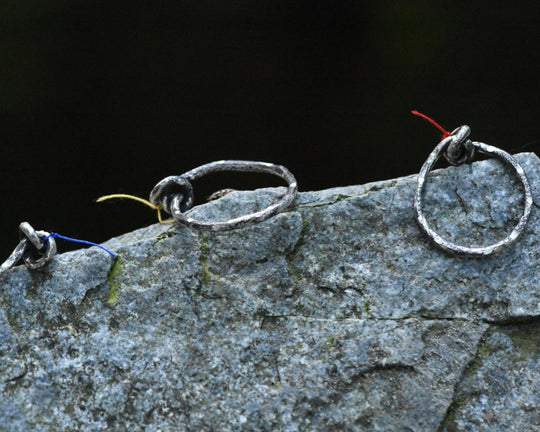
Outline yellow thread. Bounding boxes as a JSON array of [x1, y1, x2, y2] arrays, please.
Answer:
[[97, 194, 158, 209], [97, 194, 176, 224]]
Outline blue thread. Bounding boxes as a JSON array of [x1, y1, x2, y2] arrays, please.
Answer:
[[44, 233, 117, 257]]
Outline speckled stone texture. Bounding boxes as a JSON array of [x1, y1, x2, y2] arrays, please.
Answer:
[[0, 153, 538, 432]]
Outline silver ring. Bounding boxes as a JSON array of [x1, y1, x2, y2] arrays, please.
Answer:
[[150, 160, 298, 231], [23, 229, 57, 270], [414, 127, 533, 256], [0, 222, 57, 275], [19, 221, 45, 250]]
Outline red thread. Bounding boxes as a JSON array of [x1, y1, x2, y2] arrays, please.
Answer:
[[411, 110, 450, 139]]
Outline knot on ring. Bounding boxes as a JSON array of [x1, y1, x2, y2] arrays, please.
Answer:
[[444, 125, 476, 166], [18, 222, 57, 270], [149, 176, 194, 215]]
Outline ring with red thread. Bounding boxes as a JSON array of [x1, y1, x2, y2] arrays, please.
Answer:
[[412, 110, 476, 165]]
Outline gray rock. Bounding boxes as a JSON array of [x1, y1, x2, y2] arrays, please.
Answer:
[[441, 321, 540, 432], [0, 153, 538, 432]]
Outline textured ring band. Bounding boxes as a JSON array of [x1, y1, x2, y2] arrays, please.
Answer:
[[414, 136, 533, 256], [158, 160, 298, 231], [19, 222, 57, 269], [0, 222, 57, 275]]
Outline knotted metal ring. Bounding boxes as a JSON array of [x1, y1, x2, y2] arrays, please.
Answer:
[[149, 160, 298, 231], [0, 222, 57, 275], [414, 126, 533, 256]]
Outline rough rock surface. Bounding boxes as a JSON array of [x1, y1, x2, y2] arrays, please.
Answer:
[[0, 153, 538, 432]]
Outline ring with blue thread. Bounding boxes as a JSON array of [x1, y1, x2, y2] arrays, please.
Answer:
[[0, 222, 116, 276]]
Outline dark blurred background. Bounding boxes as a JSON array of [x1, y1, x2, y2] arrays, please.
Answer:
[[1, 0, 539, 257]]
